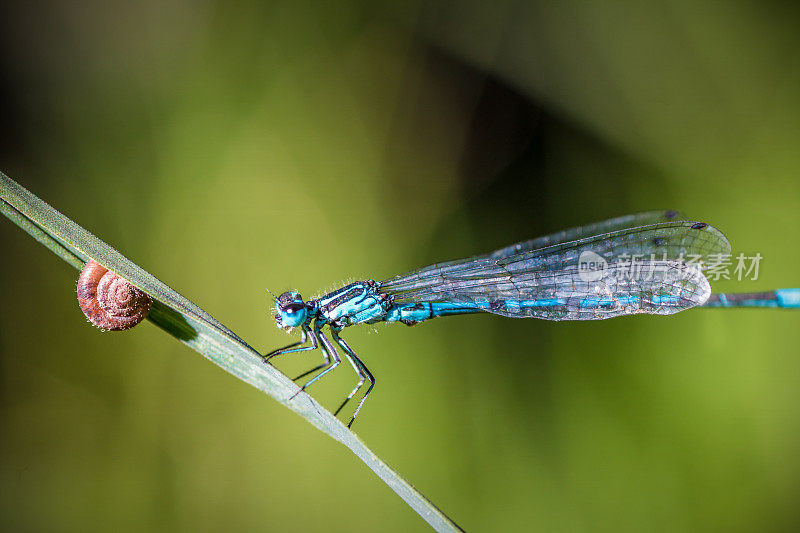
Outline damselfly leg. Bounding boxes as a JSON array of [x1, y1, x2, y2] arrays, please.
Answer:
[[332, 330, 375, 428], [289, 321, 341, 400], [262, 322, 336, 382], [262, 325, 318, 362], [290, 322, 331, 381]]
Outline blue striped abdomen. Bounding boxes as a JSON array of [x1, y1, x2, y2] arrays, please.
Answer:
[[384, 295, 689, 325], [703, 288, 800, 308], [384, 302, 482, 325]]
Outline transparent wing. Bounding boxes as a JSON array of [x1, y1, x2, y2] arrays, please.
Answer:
[[429, 260, 710, 321], [380, 220, 729, 321], [488, 209, 684, 258], [396, 210, 685, 278]]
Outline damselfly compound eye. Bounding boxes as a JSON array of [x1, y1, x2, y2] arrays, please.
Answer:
[[277, 291, 302, 306], [283, 303, 305, 314]]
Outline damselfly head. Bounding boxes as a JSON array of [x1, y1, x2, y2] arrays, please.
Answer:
[[274, 290, 308, 329]]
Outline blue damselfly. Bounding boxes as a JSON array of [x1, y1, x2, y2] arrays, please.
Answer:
[[264, 210, 800, 427]]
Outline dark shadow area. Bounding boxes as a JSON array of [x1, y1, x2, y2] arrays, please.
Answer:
[[380, 44, 678, 441], [148, 302, 199, 342]]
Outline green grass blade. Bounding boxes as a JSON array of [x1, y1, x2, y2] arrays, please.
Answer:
[[0, 171, 462, 533]]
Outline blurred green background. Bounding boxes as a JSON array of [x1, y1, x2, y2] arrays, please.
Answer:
[[2, 1, 800, 531]]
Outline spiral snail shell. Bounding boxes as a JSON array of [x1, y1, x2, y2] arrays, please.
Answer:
[[77, 260, 152, 331]]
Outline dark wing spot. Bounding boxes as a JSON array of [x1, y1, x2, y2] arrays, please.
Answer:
[[691, 222, 708, 230]]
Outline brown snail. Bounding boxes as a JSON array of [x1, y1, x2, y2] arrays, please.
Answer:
[[77, 260, 152, 331]]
